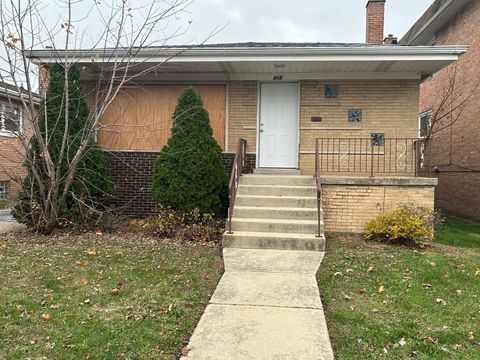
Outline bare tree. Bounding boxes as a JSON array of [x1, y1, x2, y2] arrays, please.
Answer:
[[0, 0, 201, 233], [418, 63, 480, 171]]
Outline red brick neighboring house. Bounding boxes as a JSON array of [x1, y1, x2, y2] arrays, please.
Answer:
[[401, 0, 480, 221], [0, 82, 39, 200]]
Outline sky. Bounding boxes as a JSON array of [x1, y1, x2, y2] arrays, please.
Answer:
[[23, 0, 434, 47], [1, 0, 435, 87], [168, 0, 434, 44]]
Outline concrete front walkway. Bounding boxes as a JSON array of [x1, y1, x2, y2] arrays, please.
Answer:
[[0, 209, 24, 234], [182, 248, 334, 360]]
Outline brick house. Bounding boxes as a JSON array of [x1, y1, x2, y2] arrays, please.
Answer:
[[28, 0, 467, 233], [0, 82, 39, 200], [401, 0, 480, 221]]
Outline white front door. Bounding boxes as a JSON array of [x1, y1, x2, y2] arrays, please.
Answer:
[[259, 83, 299, 168]]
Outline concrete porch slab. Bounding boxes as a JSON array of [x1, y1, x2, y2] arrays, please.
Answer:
[[210, 271, 322, 309], [223, 248, 324, 274], [181, 304, 334, 360]]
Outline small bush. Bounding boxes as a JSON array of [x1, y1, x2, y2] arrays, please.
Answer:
[[365, 204, 435, 248], [151, 87, 228, 216], [128, 207, 224, 243]]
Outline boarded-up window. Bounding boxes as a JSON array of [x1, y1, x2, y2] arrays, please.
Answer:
[[98, 84, 226, 151]]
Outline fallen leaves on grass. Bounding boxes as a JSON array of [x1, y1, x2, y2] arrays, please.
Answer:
[[111, 282, 124, 295], [41, 313, 52, 321], [475, 268, 480, 276], [76, 260, 87, 267], [0, 242, 7, 249], [378, 285, 385, 293], [419, 335, 438, 344], [181, 346, 190, 356], [85, 249, 97, 256], [468, 332, 475, 340], [436, 298, 447, 305]]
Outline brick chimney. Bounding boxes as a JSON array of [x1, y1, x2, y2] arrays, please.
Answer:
[[366, 0, 386, 44]]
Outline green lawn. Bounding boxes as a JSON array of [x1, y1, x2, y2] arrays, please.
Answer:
[[435, 215, 480, 250], [318, 233, 480, 359], [0, 234, 223, 359], [0, 199, 14, 210]]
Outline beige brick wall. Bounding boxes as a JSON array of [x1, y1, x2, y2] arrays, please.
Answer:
[[227, 81, 257, 153], [322, 184, 435, 233], [299, 80, 420, 175]]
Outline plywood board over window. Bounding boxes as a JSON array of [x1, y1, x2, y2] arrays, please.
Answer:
[[98, 84, 226, 151]]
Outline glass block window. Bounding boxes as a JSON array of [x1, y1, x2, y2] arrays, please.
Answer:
[[0, 102, 21, 135], [0, 181, 8, 200], [325, 85, 339, 99], [371, 133, 385, 146], [348, 109, 362, 123]]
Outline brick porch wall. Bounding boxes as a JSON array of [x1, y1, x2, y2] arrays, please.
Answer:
[[104, 151, 256, 217], [321, 177, 437, 233]]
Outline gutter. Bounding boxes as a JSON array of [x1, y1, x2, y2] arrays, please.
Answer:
[[27, 45, 469, 63], [0, 87, 41, 105]]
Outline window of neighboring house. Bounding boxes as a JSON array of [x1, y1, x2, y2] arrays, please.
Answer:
[[419, 109, 433, 138], [0, 181, 8, 200], [0, 102, 22, 136]]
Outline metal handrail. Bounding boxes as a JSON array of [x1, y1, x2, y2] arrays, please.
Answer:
[[227, 138, 247, 234], [315, 138, 322, 237]]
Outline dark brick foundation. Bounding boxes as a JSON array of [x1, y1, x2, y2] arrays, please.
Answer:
[[104, 151, 256, 217], [222, 153, 256, 175]]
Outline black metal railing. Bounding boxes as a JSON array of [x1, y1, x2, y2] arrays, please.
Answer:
[[315, 139, 322, 237], [227, 138, 247, 234], [315, 137, 421, 177]]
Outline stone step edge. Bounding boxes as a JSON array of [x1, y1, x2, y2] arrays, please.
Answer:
[[240, 184, 316, 189], [242, 174, 314, 178], [234, 206, 319, 212], [223, 231, 325, 239], [231, 218, 322, 225], [236, 194, 317, 200]]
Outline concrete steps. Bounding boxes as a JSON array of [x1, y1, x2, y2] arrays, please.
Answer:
[[223, 231, 325, 251], [231, 218, 322, 234], [222, 172, 325, 251], [233, 206, 319, 220], [236, 195, 317, 208], [239, 184, 317, 197], [241, 174, 314, 186]]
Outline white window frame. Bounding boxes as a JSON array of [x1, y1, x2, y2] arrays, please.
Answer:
[[0, 181, 8, 200], [0, 101, 23, 137], [418, 109, 433, 139]]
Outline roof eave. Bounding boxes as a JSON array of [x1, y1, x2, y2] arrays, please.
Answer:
[[28, 45, 469, 63], [400, 0, 472, 45]]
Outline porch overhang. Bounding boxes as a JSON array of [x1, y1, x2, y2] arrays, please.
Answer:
[[29, 43, 468, 81]]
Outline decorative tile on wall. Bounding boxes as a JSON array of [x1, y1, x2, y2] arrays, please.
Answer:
[[348, 109, 362, 123]]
